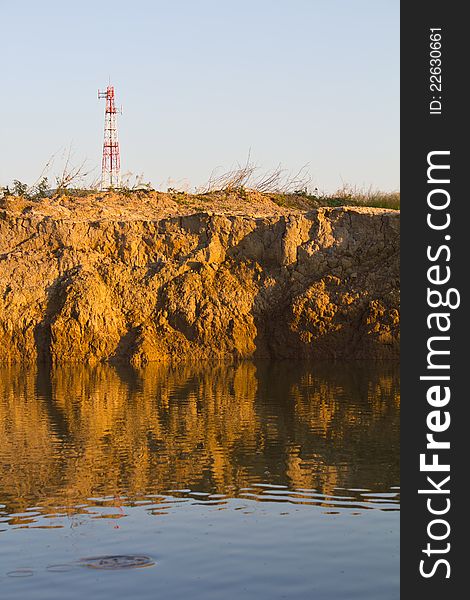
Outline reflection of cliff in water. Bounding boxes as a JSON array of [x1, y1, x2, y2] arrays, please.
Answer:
[[0, 361, 399, 514]]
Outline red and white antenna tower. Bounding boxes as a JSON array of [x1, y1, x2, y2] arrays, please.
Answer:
[[98, 84, 121, 189]]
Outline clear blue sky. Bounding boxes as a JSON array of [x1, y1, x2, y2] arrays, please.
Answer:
[[1, 0, 399, 192]]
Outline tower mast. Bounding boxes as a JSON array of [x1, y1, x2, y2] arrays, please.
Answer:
[[98, 84, 121, 189]]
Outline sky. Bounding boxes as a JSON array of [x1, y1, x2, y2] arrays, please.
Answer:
[[1, 0, 399, 193]]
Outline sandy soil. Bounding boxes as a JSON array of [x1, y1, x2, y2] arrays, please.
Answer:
[[0, 189, 318, 222]]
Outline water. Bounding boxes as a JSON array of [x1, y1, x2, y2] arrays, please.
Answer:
[[0, 361, 399, 599]]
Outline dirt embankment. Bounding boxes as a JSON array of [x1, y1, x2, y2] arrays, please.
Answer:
[[0, 192, 399, 364]]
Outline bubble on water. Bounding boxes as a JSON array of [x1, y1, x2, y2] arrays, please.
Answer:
[[7, 569, 34, 578], [79, 555, 155, 570]]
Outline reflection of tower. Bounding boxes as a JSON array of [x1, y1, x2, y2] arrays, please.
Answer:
[[98, 85, 121, 189]]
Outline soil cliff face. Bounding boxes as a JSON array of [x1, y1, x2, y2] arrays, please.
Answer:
[[0, 202, 399, 364]]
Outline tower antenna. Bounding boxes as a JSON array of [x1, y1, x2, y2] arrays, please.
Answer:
[[98, 84, 121, 189]]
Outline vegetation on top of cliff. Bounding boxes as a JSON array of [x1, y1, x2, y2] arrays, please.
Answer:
[[1, 153, 399, 212], [0, 186, 399, 220], [266, 186, 400, 211]]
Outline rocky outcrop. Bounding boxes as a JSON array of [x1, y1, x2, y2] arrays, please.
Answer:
[[0, 205, 399, 364]]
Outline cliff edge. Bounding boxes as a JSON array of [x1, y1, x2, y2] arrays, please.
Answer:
[[0, 194, 399, 364]]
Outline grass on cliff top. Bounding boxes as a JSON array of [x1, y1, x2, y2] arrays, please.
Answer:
[[2, 162, 399, 211], [1, 184, 400, 214], [268, 185, 400, 211], [162, 183, 399, 210], [191, 185, 400, 211]]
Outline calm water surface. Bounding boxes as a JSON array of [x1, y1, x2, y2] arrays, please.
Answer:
[[0, 361, 399, 599]]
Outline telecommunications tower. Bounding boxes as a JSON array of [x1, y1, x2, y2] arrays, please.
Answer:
[[98, 84, 121, 189]]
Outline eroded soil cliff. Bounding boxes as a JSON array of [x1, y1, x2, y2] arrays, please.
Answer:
[[0, 193, 399, 364]]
